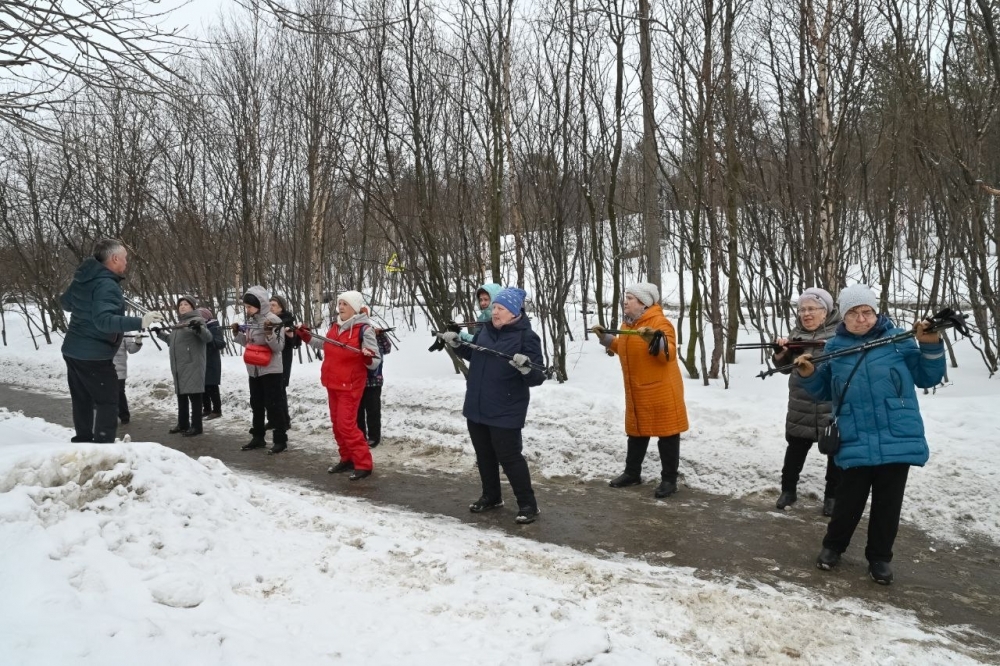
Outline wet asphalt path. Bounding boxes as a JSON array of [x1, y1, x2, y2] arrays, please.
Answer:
[[1, 382, 997, 659]]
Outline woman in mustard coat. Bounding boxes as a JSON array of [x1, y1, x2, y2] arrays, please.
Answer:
[[592, 282, 689, 498]]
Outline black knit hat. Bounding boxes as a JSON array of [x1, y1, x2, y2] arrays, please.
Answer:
[[243, 293, 261, 309]]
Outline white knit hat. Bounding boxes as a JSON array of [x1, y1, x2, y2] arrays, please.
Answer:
[[337, 290, 365, 314], [838, 284, 878, 314], [625, 282, 659, 307]]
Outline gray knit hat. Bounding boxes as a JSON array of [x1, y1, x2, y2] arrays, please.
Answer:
[[798, 287, 833, 313], [838, 284, 878, 314], [625, 282, 659, 307]]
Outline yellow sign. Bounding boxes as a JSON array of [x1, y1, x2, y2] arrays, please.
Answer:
[[386, 253, 404, 273]]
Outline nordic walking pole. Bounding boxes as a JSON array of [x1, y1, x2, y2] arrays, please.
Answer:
[[758, 308, 970, 380]]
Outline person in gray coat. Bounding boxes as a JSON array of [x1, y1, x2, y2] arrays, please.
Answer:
[[771, 287, 843, 515], [156, 295, 212, 436], [113, 333, 143, 424], [232, 286, 288, 454]]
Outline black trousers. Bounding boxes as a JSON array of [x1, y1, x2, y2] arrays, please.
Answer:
[[781, 435, 841, 499], [202, 385, 221, 414], [118, 379, 130, 421], [65, 356, 119, 443], [624, 434, 681, 481], [356, 386, 383, 443], [176, 393, 204, 431], [822, 463, 910, 563], [467, 419, 536, 511], [249, 373, 288, 445]]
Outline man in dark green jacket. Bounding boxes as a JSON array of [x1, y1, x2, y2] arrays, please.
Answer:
[[61, 239, 164, 443]]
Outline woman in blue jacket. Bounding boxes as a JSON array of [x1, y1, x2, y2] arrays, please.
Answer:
[[436, 287, 547, 524], [795, 285, 945, 585]]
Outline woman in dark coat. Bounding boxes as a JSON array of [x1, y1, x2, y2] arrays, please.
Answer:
[[269, 295, 300, 428], [435, 287, 547, 524], [198, 307, 227, 419], [157, 296, 212, 436], [771, 287, 842, 515]]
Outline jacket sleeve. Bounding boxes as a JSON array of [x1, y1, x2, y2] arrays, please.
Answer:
[[92, 281, 143, 334], [361, 326, 381, 371], [156, 328, 171, 345], [264, 323, 284, 352], [520, 329, 547, 387], [209, 323, 227, 350], [799, 360, 832, 402], [197, 324, 213, 344], [903, 337, 946, 389], [454, 334, 473, 361]]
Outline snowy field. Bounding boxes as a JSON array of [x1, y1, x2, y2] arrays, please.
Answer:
[[0, 412, 989, 665], [1, 304, 998, 549]]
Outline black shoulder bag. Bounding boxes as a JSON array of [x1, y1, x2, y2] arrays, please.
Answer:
[[817, 350, 868, 456]]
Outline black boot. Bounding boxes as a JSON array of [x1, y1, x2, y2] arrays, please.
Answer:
[[241, 436, 266, 451], [182, 428, 202, 437], [654, 479, 677, 498], [816, 548, 841, 571], [349, 469, 372, 481], [776, 490, 797, 510], [328, 460, 354, 474], [868, 561, 893, 585], [267, 443, 287, 455], [609, 472, 642, 488], [469, 496, 504, 513], [169, 424, 187, 434]]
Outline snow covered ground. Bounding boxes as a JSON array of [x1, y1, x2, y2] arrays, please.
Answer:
[[0, 412, 987, 665], [1, 304, 998, 548]]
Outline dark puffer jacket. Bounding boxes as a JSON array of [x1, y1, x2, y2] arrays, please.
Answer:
[[60, 257, 143, 360], [773, 309, 842, 440], [457, 315, 546, 429]]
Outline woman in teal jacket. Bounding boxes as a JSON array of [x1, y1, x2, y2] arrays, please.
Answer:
[[795, 285, 945, 585]]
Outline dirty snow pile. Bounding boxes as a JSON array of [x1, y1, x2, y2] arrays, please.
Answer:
[[0, 412, 982, 665]]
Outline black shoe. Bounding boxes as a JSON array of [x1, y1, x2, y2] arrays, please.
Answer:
[[515, 506, 540, 524], [469, 496, 504, 513], [267, 443, 287, 455], [120, 417, 130, 425], [181, 428, 202, 437], [816, 548, 841, 571], [327, 460, 354, 474], [70, 435, 93, 443], [349, 469, 372, 481], [368, 439, 380, 449], [654, 479, 677, 498], [204, 412, 222, 421], [776, 490, 797, 510], [169, 425, 187, 434], [868, 561, 893, 585], [822, 497, 836, 517], [609, 473, 642, 488], [241, 437, 267, 451]]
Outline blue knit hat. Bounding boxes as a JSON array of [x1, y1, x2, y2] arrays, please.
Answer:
[[492, 287, 526, 315]]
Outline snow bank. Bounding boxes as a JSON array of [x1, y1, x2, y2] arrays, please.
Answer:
[[0, 413, 984, 665]]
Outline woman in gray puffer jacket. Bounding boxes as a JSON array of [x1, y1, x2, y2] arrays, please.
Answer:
[[157, 295, 212, 436], [772, 287, 842, 516], [232, 286, 287, 454]]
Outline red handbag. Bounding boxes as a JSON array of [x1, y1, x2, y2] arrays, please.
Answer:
[[243, 343, 272, 367]]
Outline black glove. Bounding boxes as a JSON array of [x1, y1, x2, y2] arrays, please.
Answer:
[[231, 322, 241, 335], [189, 320, 203, 331]]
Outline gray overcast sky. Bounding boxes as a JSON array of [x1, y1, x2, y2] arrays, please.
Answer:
[[157, 0, 231, 37]]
